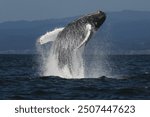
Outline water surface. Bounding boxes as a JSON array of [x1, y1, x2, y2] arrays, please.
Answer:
[[0, 54, 150, 99]]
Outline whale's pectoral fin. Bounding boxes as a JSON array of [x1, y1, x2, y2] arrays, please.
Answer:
[[77, 24, 92, 49], [37, 27, 64, 45]]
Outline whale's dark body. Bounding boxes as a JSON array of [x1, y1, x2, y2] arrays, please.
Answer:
[[39, 11, 106, 77]]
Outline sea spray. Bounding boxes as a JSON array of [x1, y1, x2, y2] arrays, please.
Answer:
[[84, 22, 112, 78]]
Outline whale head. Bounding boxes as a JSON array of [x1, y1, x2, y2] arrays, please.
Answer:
[[84, 10, 106, 31]]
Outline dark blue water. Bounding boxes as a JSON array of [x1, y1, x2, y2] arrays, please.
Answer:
[[0, 54, 150, 99]]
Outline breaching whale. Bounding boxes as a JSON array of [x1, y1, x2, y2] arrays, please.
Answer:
[[38, 11, 106, 78]]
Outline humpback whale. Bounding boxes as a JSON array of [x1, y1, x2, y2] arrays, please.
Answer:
[[38, 11, 106, 78]]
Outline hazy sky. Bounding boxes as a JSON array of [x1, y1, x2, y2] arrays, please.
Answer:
[[0, 0, 150, 22]]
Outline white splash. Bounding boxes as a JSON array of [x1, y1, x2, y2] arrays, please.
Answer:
[[44, 46, 85, 78]]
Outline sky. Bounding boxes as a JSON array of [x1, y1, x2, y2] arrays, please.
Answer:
[[0, 0, 150, 22]]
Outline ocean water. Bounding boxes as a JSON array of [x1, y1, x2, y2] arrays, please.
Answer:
[[0, 54, 150, 99]]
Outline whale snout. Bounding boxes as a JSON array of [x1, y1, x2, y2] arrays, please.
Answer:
[[99, 11, 106, 20], [93, 11, 106, 30], [97, 10, 105, 16]]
